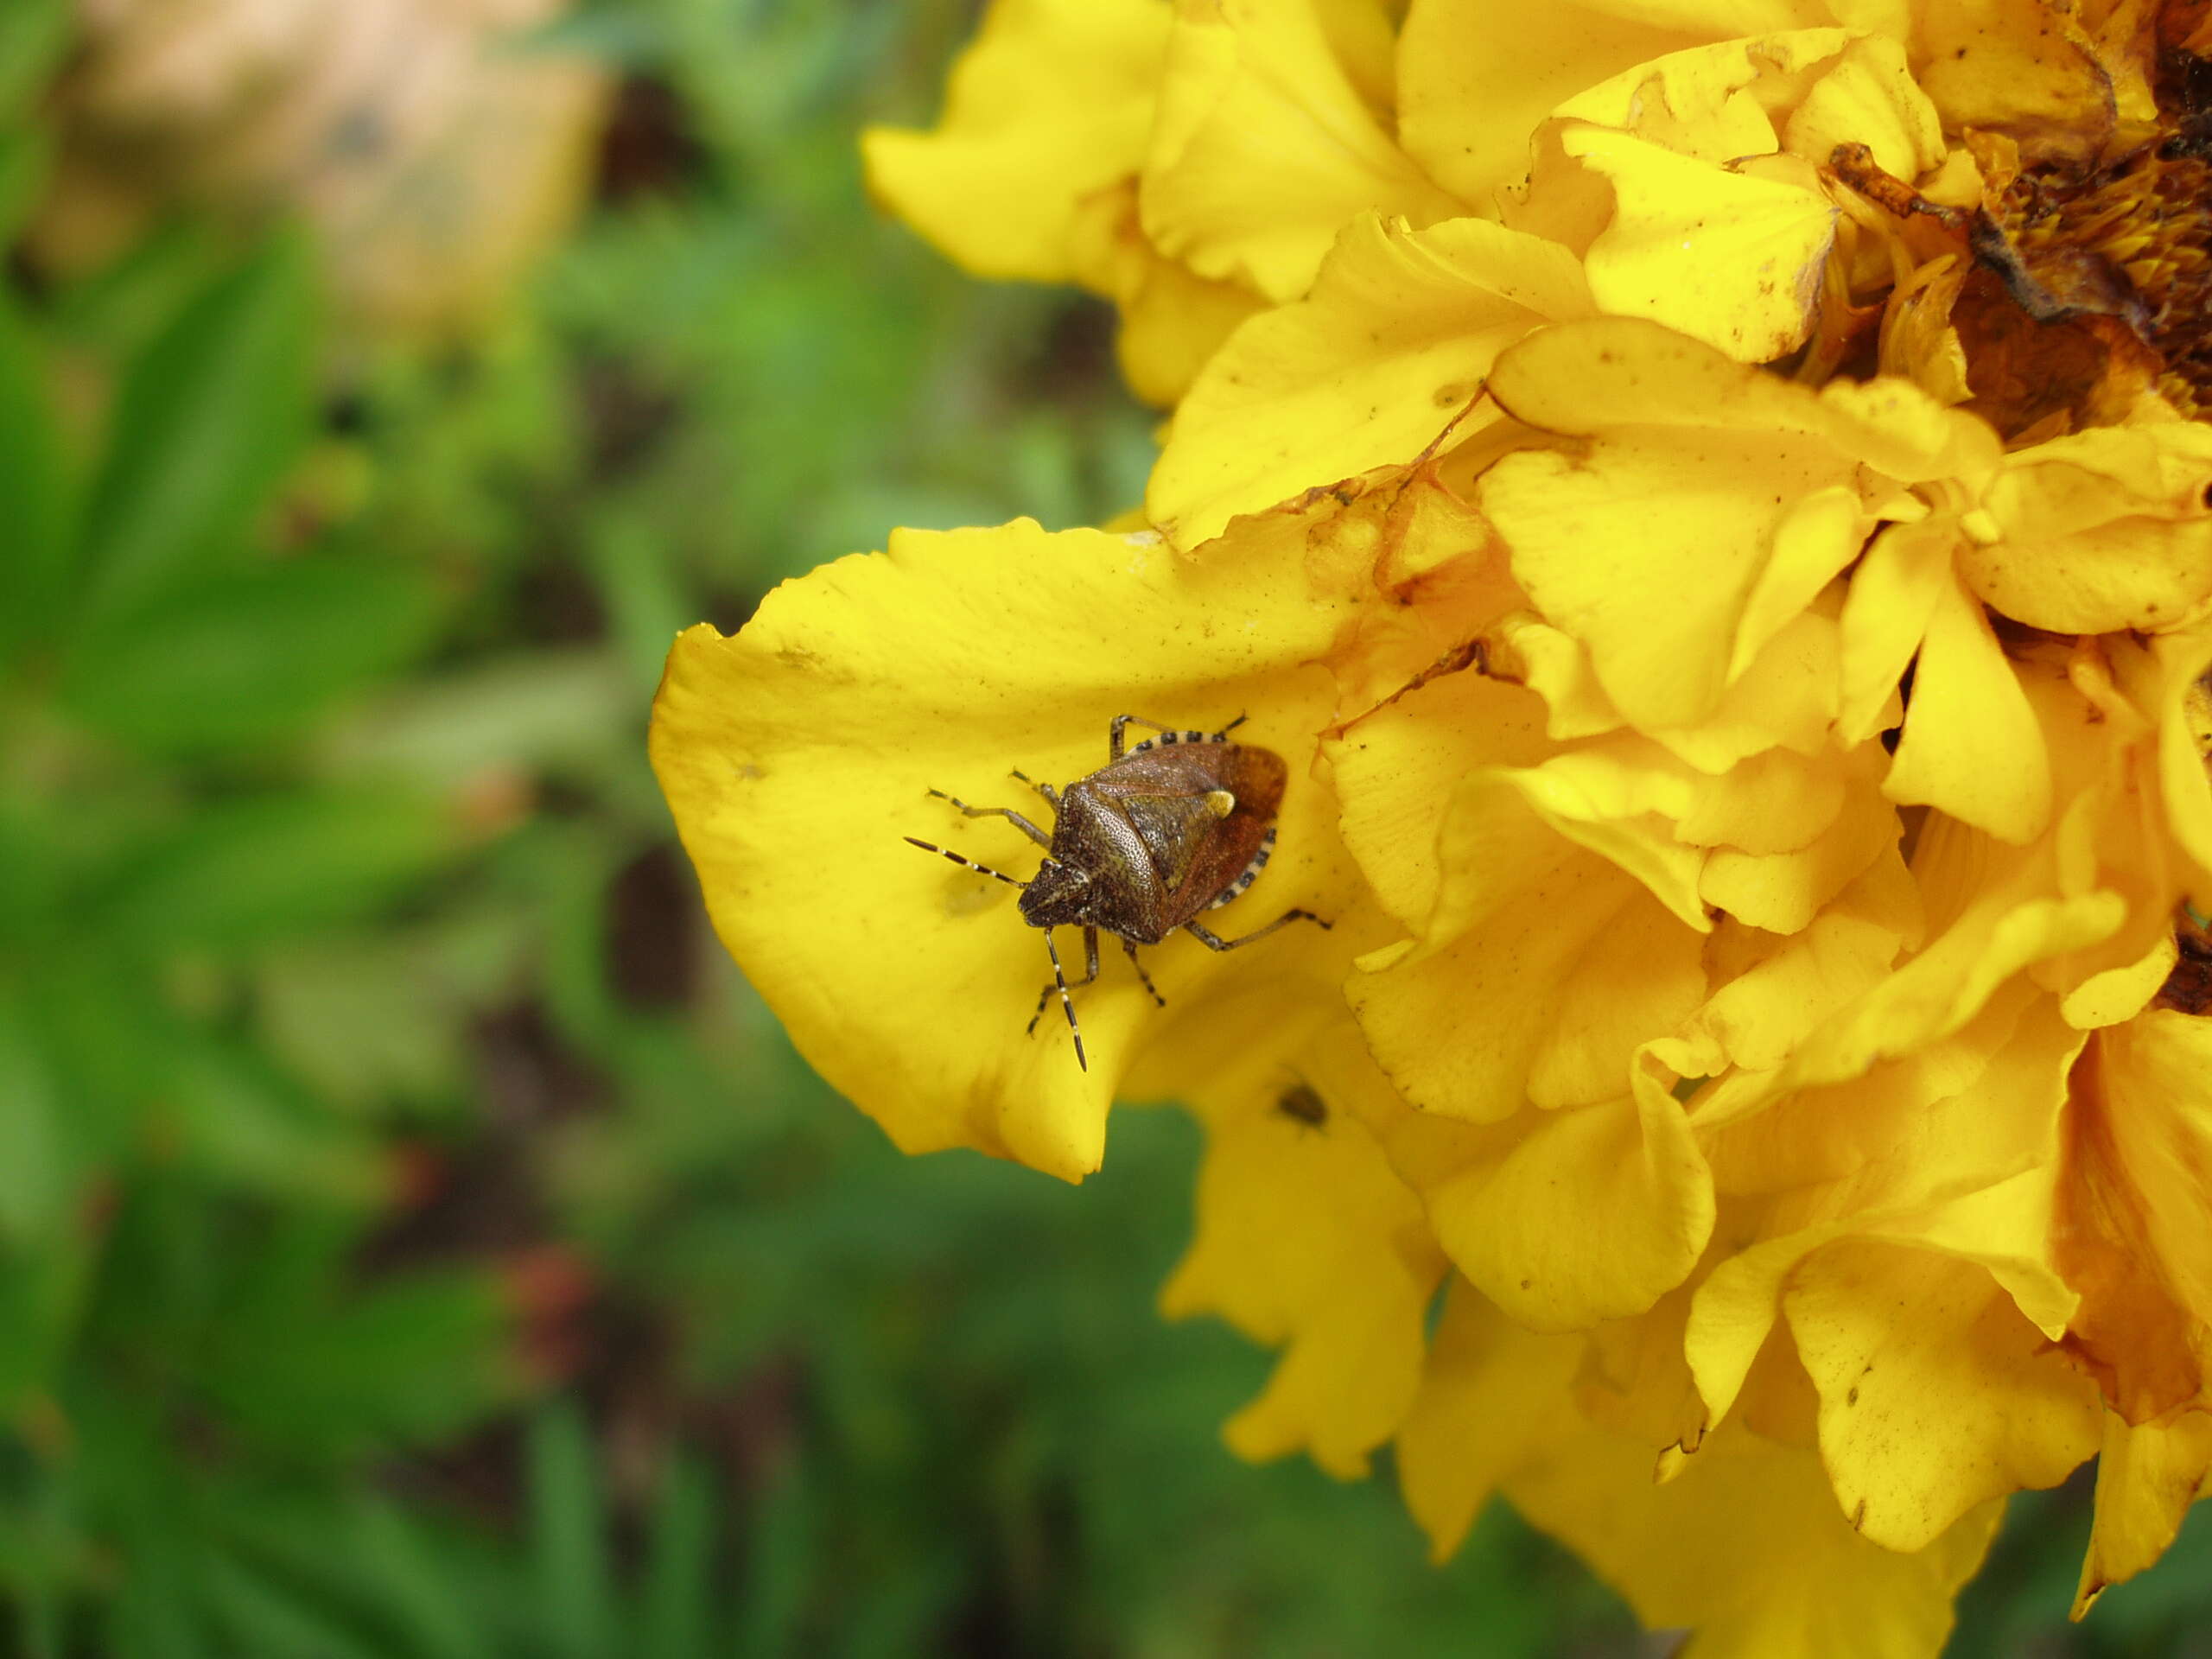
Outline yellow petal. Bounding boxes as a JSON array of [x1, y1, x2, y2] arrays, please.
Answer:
[[861, 0, 1171, 283], [2074, 1408, 2212, 1618], [649, 520, 1358, 1182], [1837, 517, 1952, 745], [1395, 1280, 1584, 1561], [1884, 569, 2052, 843], [1480, 320, 1870, 729], [1555, 122, 1839, 359], [1066, 179, 1265, 405], [1699, 761, 1900, 934], [1160, 1015, 1447, 1477], [1395, 0, 1724, 212], [1327, 662, 1555, 931], [1687, 1001, 2086, 1433], [1968, 424, 2212, 635], [1912, 0, 2136, 163], [1785, 1241, 2101, 1551], [1780, 35, 1946, 182], [1766, 815, 2119, 1092], [1141, 0, 1463, 302], [2056, 1014, 2212, 1421], [1504, 1421, 2001, 1659], [1426, 1058, 1715, 1330], [1350, 766, 1707, 1122], [1149, 214, 1591, 549]]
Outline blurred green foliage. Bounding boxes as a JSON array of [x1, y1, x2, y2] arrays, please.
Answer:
[[0, 0, 2207, 1654]]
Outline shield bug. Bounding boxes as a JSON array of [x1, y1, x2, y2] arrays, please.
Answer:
[[906, 714, 1329, 1070]]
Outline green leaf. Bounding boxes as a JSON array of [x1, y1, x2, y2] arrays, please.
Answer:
[[0, 0, 68, 123], [164, 1030, 390, 1206], [76, 234, 319, 620], [640, 1455, 718, 1659], [58, 556, 442, 753], [0, 124, 53, 246], [202, 1554, 391, 1659], [205, 1261, 517, 1456], [0, 288, 76, 664], [345, 1499, 496, 1659], [91, 789, 454, 953], [0, 994, 69, 1243], [527, 1404, 615, 1659]]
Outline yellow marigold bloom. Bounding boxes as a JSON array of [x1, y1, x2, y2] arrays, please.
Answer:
[[662, 0, 2212, 1650]]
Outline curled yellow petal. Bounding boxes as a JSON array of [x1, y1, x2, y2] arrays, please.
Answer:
[[862, 0, 1170, 283], [1143, 0, 1461, 301], [1160, 1014, 1446, 1477], [1785, 1240, 2101, 1551], [1150, 213, 1590, 549], [650, 519, 1358, 1181]]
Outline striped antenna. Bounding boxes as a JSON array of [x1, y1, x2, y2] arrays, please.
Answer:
[[1040, 927, 1086, 1071], [903, 837, 1027, 887]]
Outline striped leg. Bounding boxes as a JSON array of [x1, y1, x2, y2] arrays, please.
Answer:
[[1122, 938, 1165, 1007], [1008, 768, 1060, 810], [903, 837, 1025, 887], [1183, 909, 1331, 950], [1110, 711, 1249, 760], [925, 789, 1052, 849]]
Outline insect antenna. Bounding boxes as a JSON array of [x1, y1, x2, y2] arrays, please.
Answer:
[[903, 837, 1026, 887], [1039, 927, 1087, 1071]]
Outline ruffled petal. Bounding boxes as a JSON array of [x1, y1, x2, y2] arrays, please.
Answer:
[[1423, 1057, 1715, 1330], [862, 0, 1171, 283], [1395, 1280, 1585, 1560], [1883, 569, 2051, 842], [1142, 0, 1462, 301], [1785, 1240, 2101, 1549], [1159, 1013, 1447, 1476], [1066, 179, 1265, 405], [1967, 424, 2212, 635], [650, 520, 1362, 1180], [1150, 214, 1591, 549], [1349, 764, 1707, 1122], [1504, 1422, 2002, 1659], [2074, 1408, 2212, 1618]]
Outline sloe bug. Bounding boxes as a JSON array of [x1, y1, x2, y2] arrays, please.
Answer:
[[906, 714, 1329, 1071]]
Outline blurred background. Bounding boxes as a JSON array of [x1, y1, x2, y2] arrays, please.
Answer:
[[0, 2, 2205, 1653]]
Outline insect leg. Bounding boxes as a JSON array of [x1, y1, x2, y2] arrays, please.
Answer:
[[903, 837, 1026, 886], [1183, 909, 1332, 950], [1040, 927, 1087, 1071], [1007, 768, 1060, 810], [1109, 714, 1185, 760], [1122, 938, 1166, 1007], [925, 789, 1052, 849], [1027, 926, 1101, 1033]]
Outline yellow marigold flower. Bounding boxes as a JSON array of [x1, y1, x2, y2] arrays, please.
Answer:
[[662, 0, 2212, 1649], [650, 515, 1383, 1180]]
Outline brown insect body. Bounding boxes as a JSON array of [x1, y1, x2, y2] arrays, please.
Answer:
[[1019, 740, 1286, 944], [906, 715, 1327, 1071]]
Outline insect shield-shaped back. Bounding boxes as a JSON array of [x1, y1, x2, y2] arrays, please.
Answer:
[[1032, 739, 1287, 944], [907, 715, 1327, 1073]]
